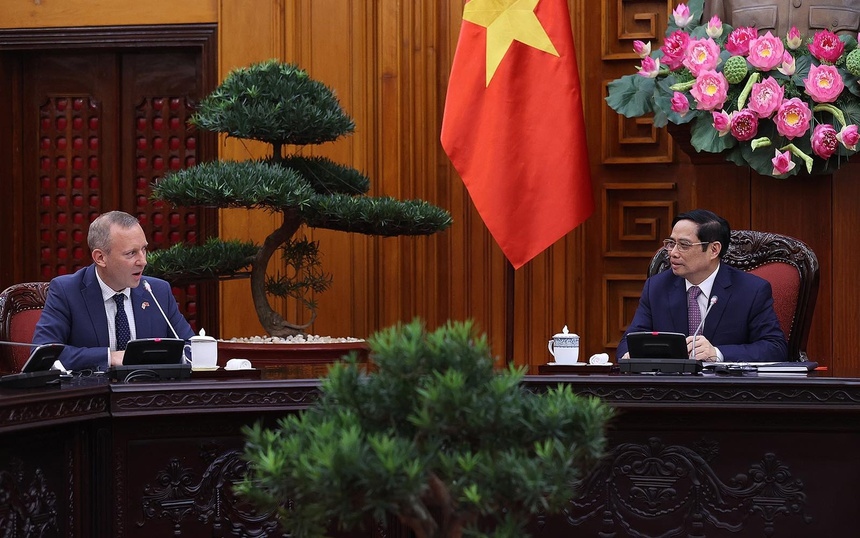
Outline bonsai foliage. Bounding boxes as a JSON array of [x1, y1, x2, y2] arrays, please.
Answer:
[[237, 319, 614, 538], [148, 60, 452, 335]]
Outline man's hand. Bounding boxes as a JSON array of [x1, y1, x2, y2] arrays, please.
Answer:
[[686, 335, 718, 361], [109, 350, 125, 366]]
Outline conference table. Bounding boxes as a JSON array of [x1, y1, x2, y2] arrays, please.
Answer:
[[2, 371, 859, 537]]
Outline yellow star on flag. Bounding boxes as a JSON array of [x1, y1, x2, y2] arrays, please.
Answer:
[[463, 0, 560, 86]]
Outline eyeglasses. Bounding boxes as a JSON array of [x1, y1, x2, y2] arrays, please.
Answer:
[[662, 239, 710, 252]]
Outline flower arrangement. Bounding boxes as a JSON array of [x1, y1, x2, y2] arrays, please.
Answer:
[[606, 0, 860, 178]]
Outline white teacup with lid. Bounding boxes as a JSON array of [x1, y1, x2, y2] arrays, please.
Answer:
[[188, 328, 218, 369], [548, 325, 581, 365]]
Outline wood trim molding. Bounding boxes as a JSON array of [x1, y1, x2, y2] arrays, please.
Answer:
[[0, 24, 217, 49]]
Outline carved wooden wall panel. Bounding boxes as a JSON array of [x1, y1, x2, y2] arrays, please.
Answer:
[[601, 1, 675, 164], [602, 184, 677, 257], [603, 110, 674, 164], [603, 0, 672, 60], [599, 183, 677, 349], [604, 274, 647, 349]]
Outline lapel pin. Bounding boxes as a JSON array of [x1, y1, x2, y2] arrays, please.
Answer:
[[142, 301, 150, 310]]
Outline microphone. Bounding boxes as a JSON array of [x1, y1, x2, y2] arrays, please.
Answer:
[[142, 280, 180, 340], [691, 295, 718, 361], [0, 341, 42, 348]]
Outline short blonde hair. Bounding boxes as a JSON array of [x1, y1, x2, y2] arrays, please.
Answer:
[[87, 211, 139, 253]]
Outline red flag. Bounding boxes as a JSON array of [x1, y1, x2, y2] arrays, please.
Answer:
[[441, 0, 593, 269]]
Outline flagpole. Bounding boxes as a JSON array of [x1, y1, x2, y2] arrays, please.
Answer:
[[505, 259, 515, 366]]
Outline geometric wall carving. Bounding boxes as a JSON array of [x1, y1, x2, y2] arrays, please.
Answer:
[[604, 274, 647, 348], [603, 0, 672, 60], [602, 97, 674, 163], [601, 1, 674, 163], [600, 182, 676, 348], [602, 183, 676, 256]]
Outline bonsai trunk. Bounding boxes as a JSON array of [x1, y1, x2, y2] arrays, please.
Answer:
[[250, 213, 314, 336]]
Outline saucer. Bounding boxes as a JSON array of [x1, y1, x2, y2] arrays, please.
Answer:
[[191, 366, 220, 371]]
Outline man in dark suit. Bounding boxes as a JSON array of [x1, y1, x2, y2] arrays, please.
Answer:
[[32, 211, 194, 371], [616, 209, 787, 363]]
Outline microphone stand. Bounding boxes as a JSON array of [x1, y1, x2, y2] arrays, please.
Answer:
[[691, 295, 718, 361]]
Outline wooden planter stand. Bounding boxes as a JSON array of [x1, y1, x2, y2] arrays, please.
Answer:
[[216, 340, 370, 379]]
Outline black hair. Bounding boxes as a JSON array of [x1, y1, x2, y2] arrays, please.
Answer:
[[672, 209, 731, 258]]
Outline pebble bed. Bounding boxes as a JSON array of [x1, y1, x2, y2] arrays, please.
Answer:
[[223, 335, 365, 344]]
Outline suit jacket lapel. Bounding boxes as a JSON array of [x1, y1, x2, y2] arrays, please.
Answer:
[[668, 276, 687, 334], [81, 265, 110, 348], [131, 286, 153, 338], [703, 264, 732, 340]]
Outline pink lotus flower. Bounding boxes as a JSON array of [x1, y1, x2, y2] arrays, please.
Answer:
[[811, 124, 839, 159], [730, 109, 759, 141], [804, 64, 844, 103], [774, 98, 812, 139], [747, 76, 784, 118], [633, 40, 651, 58], [672, 3, 693, 27], [838, 125, 860, 150], [712, 110, 732, 136], [683, 38, 721, 76], [690, 70, 729, 110], [772, 149, 796, 175], [636, 56, 660, 78], [671, 92, 690, 116], [725, 26, 758, 56], [786, 27, 802, 50], [778, 52, 796, 76], [661, 30, 690, 70], [808, 30, 844, 63], [706, 16, 723, 39], [747, 32, 785, 71]]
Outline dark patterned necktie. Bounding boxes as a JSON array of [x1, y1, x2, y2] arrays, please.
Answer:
[[114, 293, 130, 351], [688, 286, 702, 336]]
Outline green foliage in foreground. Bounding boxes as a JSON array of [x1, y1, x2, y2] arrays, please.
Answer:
[[237, 319, 614, 538]]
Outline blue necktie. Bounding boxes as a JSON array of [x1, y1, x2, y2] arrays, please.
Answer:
[[114, 293, 130, 351]]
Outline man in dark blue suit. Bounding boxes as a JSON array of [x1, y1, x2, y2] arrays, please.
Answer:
[[616, 209, 787, 363], [32, 211, 195, 372]]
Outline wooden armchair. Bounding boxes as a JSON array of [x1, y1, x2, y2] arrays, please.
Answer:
[[648, 231, 819, 361], [0, 282, 50, 373]]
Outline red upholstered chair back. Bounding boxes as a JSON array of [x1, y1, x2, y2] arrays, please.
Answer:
[[0, 282, 50, 373], [747, 262, 799, 342], [648, 231, 819, 361]]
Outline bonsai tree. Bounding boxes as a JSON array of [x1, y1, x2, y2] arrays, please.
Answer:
[[237, 319, 614, 537], [147, 60, 452, 336]]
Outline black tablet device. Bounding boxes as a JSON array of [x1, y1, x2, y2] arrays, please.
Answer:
[[21, 343, 66, 373], [626, 331, 688, 359], [122, 338, 185, 365]]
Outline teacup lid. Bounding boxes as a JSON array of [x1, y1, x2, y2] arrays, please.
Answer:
[[190, 328, 216, 342], [552, 325, 576, 339]]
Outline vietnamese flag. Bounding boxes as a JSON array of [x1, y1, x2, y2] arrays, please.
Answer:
[[441, 0, 593, 269]]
